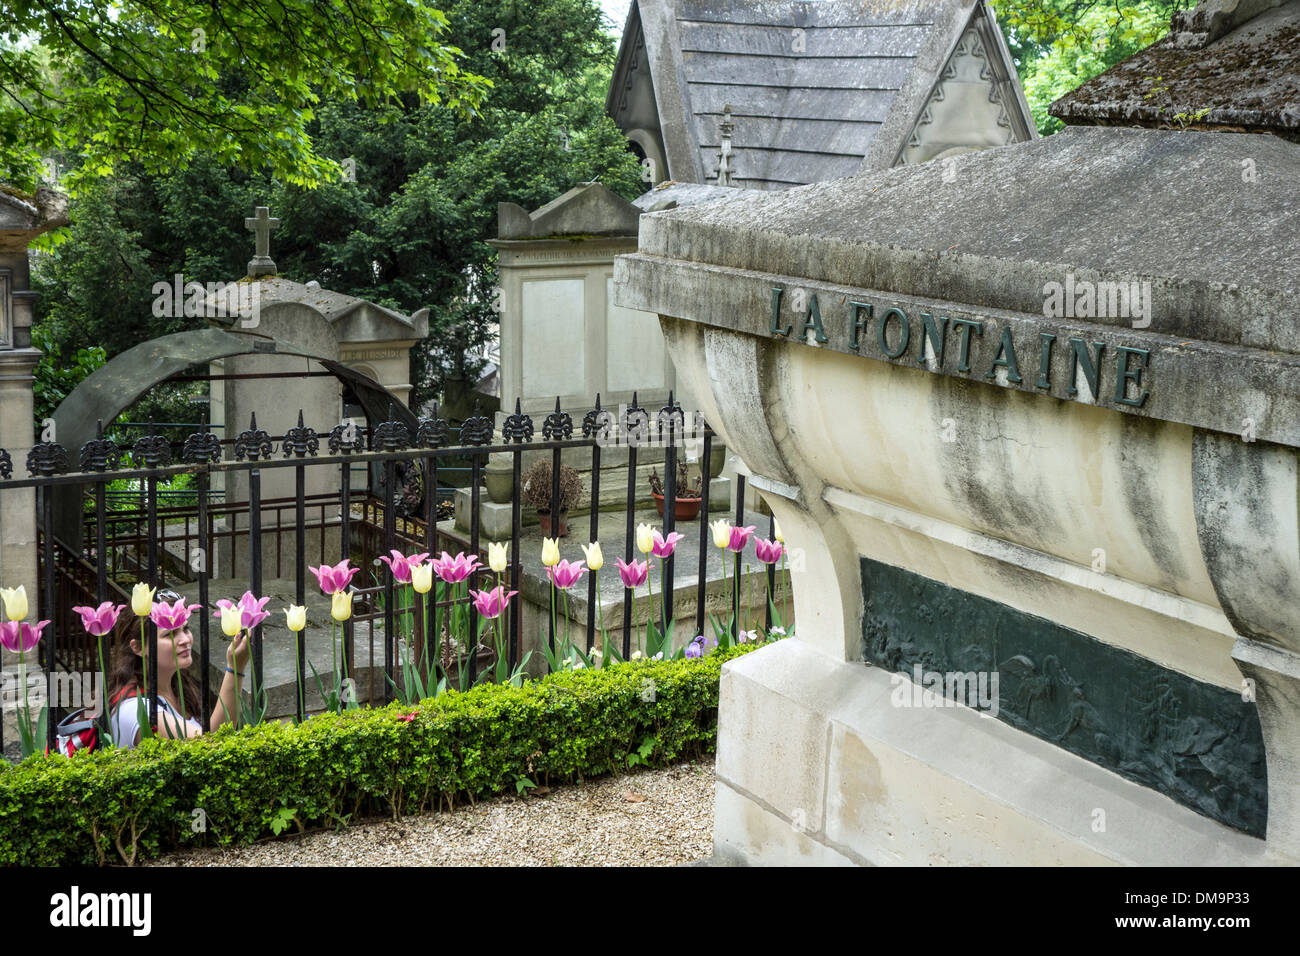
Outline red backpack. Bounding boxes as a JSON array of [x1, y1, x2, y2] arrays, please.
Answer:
[[50, 684, 155, 756]]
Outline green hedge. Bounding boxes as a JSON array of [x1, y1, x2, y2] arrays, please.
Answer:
[[0, 646, 758, 866]]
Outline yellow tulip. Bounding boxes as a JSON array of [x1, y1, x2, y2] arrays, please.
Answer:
[[581, 541, 603, 571], [0, 585, 27, 621], [220, 605, 243, 638], [284, 605, 307, 632], [773, 518, 784, 544], [541, 537, 560, 567], [488, 541, 508, 574], [710, 519, 732, 549], [131, 582, 156, 617], [635, 523, 655, 555], [331, 590, 353, 622], [411, 561, 433, 595]]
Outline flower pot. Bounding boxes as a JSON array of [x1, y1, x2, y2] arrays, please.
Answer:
[[538, 510, 570, 537], [652, 491, 702, 521]]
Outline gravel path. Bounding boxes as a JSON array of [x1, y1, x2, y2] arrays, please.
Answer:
[[152, 760, 716, 866]]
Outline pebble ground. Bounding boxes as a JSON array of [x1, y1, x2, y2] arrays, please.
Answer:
[[152, 760, 715, 866]]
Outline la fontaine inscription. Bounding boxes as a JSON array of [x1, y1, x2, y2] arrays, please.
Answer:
[[770, 287, 1151, 408]]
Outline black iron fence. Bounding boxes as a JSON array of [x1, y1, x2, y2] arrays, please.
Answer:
[[0, 392, 777, 755]]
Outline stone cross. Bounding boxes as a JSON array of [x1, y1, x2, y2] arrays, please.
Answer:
[[716, 105, 736, 187], [245, 205, 280, 278]]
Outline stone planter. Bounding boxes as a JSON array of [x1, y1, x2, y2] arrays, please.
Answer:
[[485, 455, 514, 503], [652, 491, 702, 521], [708, 442, 726, 479]]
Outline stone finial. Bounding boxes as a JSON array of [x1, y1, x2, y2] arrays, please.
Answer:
[[716, 105, 736, 187], [244, 205, 280, 278]]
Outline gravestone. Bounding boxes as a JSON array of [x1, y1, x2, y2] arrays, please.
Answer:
[[615, 125, 1299, 864]]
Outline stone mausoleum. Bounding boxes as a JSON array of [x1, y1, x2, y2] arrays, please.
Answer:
[[608, 0, 1036, 186], [616, 117, 1299, 863]]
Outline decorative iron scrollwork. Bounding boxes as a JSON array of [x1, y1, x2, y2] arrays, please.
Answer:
[[460, 400, 494, 446], [80, 420, 122, 472], [656, 390, 685, 441], [372, 404, 411, 452], [502, 398, 534, 444], [583, 393, 615, 442], [416, 402, 451, 448], [281, 410, 319, 458], [27, 441, 69, 477], [542, 397, 572, 441], [234, 413, 273, 462], [181, 428, 223, 464], [328, 421, 366, 454], [131, 421, 172, 469], [623, 392, 650, 447]]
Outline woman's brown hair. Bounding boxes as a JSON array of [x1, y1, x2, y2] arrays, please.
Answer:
[[106, 611, 204, 720]]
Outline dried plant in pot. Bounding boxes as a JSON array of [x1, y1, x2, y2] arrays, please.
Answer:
[[649, 461, 703, 520], [521, 459, 584, 536]]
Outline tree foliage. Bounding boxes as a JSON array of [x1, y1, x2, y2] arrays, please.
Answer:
[[991, 0, 1192, 134], [0, 0, 490, 191], [31, 0, 642, 416]]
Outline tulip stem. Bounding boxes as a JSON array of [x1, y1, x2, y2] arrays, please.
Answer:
[[646, 569, 655, 655], [562, 587, 572, 662], [16, 643, 27, 752], [167, 630, 188, 732], [295, 631, 305, 722], [781, 552, 790, 633], [548, 582, 558, 672]]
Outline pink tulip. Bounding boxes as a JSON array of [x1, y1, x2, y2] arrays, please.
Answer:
[[213, 591, 270, 630], [727, 524, 758, 553], [547, 559, 587, 591], [309, 559, 360, 595], [651, 530, 686, 558], [468, 586, 519, 620], [71, 601, 126, 637], [432, 551, 481, 584], [150, 597, 202, 633], [0, 620, 47, 653], [378, 549, 430, 584], [616, 557, 651, 589], [754, 537, 784, 564]]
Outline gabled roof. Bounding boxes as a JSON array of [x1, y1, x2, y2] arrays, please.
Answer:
[[205, 276, 429, 343], [606, 0, 1033, 188], [496, 182, 642, 238], [1050, 0, 1300, 139]]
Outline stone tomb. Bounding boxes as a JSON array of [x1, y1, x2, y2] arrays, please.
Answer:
[[615, 126, 1300, 864], [463, 182, 743, 540], [205, 206, 429, 575]]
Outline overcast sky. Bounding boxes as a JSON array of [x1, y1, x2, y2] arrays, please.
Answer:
[[601, 0, 631, 38]]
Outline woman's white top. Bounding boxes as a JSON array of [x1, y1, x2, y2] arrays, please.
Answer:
[[110, 693, 203, 746]]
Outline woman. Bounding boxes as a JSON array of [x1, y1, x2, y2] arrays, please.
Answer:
[[107, 590, 251, 746]]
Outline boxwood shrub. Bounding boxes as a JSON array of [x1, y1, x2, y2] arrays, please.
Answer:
[[0, 645, 758, 866]]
